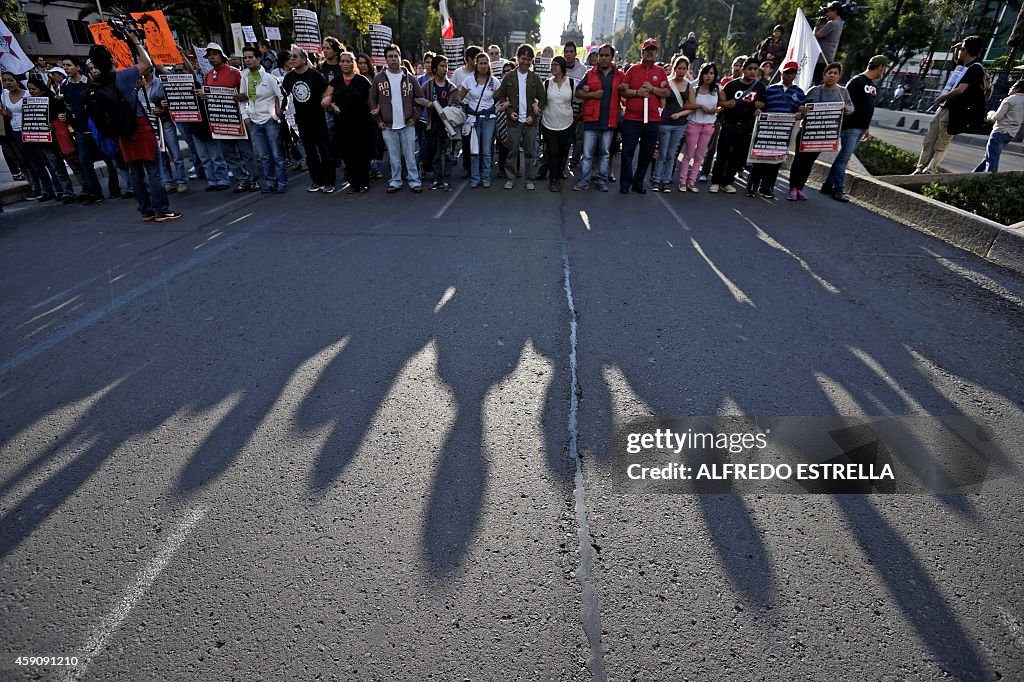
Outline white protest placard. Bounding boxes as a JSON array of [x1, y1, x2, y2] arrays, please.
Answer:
[[441, 37, 465, 73], [230, 22, 245, 57], [242, 25, 257, 43], [369, 24, 393, 67], [293, 9, 322, 53], [265, 26, 281, 41], [193, 45, 213, 75], [799, 101, 844, 152], [21, 97, 52, 143], [534, 56, 551, 79], [747, 112, 798, 163], [204, 86, 247, 139]]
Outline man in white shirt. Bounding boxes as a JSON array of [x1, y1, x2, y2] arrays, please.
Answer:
[[240, 46, 288, 192], [975, 79, 1023, 173]]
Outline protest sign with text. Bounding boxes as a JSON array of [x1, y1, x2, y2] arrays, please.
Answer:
[[799, 101, 844, 153]]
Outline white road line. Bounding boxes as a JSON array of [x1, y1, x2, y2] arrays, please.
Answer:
[[690, 237, 757, 307], [733, 209, 841, 294], [579, 210, 592, 231], [655, 193, 692, 231], [433, 181, 468, 219], [560, 240, 607, 681], [434, 286, 456, 313], [201, 193, 258, 216], [63, 505, 208, 681], [0, 231, 251, 376]]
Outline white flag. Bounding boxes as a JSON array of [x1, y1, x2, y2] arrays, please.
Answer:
[[783, 9, 821, 92], [0, 19, 34, 74]]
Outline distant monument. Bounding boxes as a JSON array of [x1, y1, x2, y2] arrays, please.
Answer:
[[560, 0, 585, 46]]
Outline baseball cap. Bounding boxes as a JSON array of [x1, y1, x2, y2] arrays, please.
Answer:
[[782, 61, 800, 72], [641, 38, 658, 51], [867, 54, 890, 69]]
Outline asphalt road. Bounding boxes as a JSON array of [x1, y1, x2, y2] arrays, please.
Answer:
[[2, 174, 1023, 681]]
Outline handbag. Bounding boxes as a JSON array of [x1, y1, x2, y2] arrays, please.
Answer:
[[52, 119, 76, 156]]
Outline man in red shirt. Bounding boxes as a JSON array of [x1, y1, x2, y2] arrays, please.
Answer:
[[201, 43, 259, 192], [617, 38, 668, 193]]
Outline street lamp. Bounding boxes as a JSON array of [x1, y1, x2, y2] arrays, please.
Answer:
[[713, 0, 735, 57]]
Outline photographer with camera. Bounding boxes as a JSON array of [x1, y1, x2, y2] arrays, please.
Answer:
[[86, 25, 181, 221], [814, 2, 845, 84]]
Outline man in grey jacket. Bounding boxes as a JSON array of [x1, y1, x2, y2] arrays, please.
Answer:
[[495, 44, 547, 190], [369, 44, 425, 192]]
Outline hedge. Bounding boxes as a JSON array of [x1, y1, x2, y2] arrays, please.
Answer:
[[855, 137, 918, 176], [921, 174, 1024, 226]]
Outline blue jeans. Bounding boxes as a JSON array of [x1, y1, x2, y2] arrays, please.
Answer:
[[619, 119, 659, 188], [974, 131, 1012, 173], [382, 125, 421, 188], [74, 132, 103, 197], [653, 123, 686, 184], [216, 138, 257, 185], [191, 134, 227, 186], [825, 128, 865, 193], [249, 121, 288, 190], [158, 119, 188, 186], [129, 159, 170, 215], [468, 116, 496, 184], [578, 128, 612, 186]]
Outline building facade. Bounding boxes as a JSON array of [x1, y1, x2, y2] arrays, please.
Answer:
[[16, 0, 101, 60]]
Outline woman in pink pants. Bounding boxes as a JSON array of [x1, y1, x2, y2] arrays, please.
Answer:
[[679, 63, 722, 192]]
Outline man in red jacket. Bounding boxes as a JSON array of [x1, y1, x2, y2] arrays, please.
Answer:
[[574, 43, 623, 192], [617, 38, 668, 194]]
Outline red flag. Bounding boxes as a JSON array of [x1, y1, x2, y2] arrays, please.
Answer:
[[439, 0, 455, 39]]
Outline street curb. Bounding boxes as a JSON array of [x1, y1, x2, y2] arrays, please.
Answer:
[[0, 181, 29, 206], [808, 162, 1024, 276], [873, 120, 1024, 155]]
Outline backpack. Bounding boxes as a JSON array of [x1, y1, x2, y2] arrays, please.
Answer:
[[84, 74, 137, 140]]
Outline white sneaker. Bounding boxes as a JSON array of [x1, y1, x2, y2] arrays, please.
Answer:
[[708, 184, 720, 193], [722, 184, 737, 194]]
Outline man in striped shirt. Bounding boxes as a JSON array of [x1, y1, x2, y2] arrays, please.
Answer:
[[747, 60, 805, 198]]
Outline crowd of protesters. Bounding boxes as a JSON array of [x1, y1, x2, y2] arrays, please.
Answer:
[[1, 27, 1015, 220]]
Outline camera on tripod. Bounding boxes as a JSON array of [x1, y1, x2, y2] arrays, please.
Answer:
[[814, 1, 868, 21], [107, 15, 145, 42]]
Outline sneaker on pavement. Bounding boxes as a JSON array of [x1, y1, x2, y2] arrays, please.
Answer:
[[832, 191, 850, 203], [573, 182, 588, 191], [307, 185, 323, 193], [595, 182, 609, 192], [504, 180, 515, 189], [796, 189, 808, 201], [177, 184, 188, 193], [525, 181, 535, 190], [722, 184, 736, 194], [688, 184, 699, 193], [323, 186, 336, 194], [787, 189, 799, 201], [698, 174, 708, 182], [154, 212, 182, 222], [481, 181, 491, 188], [708, 184, 720, 193]]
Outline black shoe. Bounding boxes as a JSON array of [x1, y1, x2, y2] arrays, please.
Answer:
[[154, 211, 182, 222], [141, 213, 156, 222], [430, 181, 443, 190], [536, 168, 548, 180], [820, 183, 835, 195], [619, 185, 630, 194], [25, 192, 42, 201], [411, 186, 423, 193], [746, 187, 757, 197], [109, 191, 122, 199], [386, 186, 400, 193], [38, 193, 55, 203], [631, 184, 647, 194], [758, 189, 775, 200], [121, 191, 134, 199], [12, 172, 25, 181], [832, 191, 850, 203], [83, 195, 103, 206], [322, 185, 336, 194], [233, 182, 252, 193]]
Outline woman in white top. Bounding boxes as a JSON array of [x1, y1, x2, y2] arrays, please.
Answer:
[[1, 71, 49, 200], [541, 56, 577, 192], [458, 52, 501, 187], [679, 62, 722, 192]]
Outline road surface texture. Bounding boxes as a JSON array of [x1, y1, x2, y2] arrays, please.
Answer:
[[1, 176, 1022, 682]]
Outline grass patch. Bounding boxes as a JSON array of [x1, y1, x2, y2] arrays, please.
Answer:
[[921, 174, 1024, 225], [855, 137, 918, 176]]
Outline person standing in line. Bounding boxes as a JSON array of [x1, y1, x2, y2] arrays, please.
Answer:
[[617, 38, 669, 194], [975, 79, 1023, 173], [914, 35, 987, 175], [2, 72, 48, 201], [698, 54, 746, 182], [420, 54, 459, 191], [283, 47, 335, 192], [822, 54, 887, 202], [679, 62, 721, 192], [746, 60, 805, 199], [24, 76, 76, 202], [88, 37, 180, 221], [457, 45, 484, 178], [787, 61, 853, 200], [60, 55, 121, 202], [319, 36, 344, 157], [652, 55, 691, 192], [369, 44, 425, 193], [557, 41, 588, 173], [709, 57, 766, 194], [574, 44, 623, 192], [144, 68, 190, 194], [540, 56, 577, 192], [272, 49, 307, 172], [201, 43, 259, 193], [496, 44, 546, 191], [240, 46, 288, 193], [322, 51, 373, 193], [458, 52, 502, 188]]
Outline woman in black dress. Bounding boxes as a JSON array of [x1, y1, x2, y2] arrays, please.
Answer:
[[322, 51, 373, 192]]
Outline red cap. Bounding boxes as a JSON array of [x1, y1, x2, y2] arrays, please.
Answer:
[[641, 38, 658, 51], [782, 60, 800, 72]]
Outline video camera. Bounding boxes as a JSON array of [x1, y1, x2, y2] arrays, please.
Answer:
[[107, 15, 145, 42], [814, 1, 868, 21]]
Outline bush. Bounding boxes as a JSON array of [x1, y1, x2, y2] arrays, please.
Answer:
[[921, 174, 1024, 225], [855, 137, 918, 176]]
